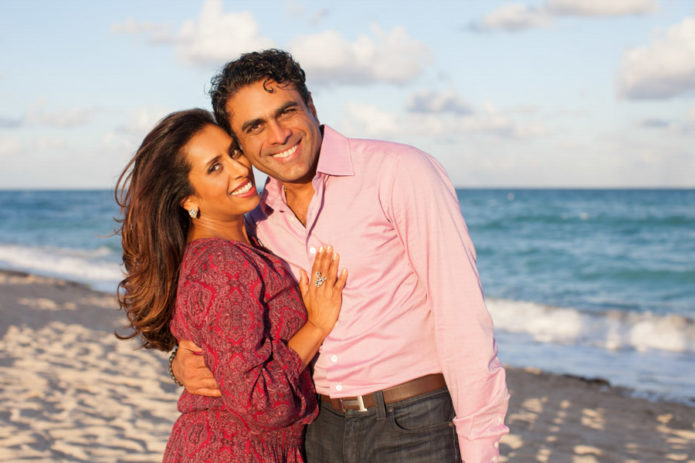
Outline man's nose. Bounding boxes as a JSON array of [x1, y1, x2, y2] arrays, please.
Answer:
[[267, 120, 291, 145]]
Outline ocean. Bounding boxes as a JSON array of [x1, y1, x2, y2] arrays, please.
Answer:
[[1, 189, 693, 405]]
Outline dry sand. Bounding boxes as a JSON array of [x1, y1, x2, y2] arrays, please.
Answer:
[[1, 269, 693, 462]]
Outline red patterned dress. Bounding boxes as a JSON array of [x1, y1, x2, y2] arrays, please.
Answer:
[[163, 238, 318, 462]]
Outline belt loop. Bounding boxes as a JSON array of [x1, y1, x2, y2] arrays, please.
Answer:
[[374, 390, 386, 421]]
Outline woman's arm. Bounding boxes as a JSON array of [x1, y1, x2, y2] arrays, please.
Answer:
[[176, 242, 345, 428]]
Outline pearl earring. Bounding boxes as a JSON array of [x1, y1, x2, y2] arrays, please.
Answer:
[[188, 208, 198, 219]]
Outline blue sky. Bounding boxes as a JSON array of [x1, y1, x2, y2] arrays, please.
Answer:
[[1, 0, 694, 188]]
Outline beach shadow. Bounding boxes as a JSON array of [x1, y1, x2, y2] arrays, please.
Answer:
[[0, 270, 179, 462], [0, 270, 123, 335], [501, 367, 695, 462]]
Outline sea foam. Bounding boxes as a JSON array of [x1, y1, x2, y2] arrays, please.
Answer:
[[487, 298, 695, 354], [0, 244, 122, 292]]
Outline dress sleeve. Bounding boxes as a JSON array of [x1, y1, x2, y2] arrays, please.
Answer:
[[382, 149, 510, 462], [176, 241, 313, 430]]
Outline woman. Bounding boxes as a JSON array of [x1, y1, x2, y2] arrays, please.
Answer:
[[115, 108, 347, 462]]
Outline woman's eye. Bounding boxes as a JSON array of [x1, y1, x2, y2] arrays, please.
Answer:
[[208, 163, 222, 174]]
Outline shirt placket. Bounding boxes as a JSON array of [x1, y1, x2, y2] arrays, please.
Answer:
[[303, 173, 327, 262], [304, 174, 342, 395]]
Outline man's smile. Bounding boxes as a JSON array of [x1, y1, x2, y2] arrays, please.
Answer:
[[269, 142, 299, 160]]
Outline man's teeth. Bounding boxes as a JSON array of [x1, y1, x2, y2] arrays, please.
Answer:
[[273, 144, 298, 159], [231, 182, 253, 196]]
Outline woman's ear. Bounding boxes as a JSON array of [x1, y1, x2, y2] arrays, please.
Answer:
[[181, 197, 199, 218]]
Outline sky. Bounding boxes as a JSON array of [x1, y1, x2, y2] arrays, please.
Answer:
[[1, 0, 694, 189]]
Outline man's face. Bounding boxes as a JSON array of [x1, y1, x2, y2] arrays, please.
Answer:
[[225, 80, 322, 185]]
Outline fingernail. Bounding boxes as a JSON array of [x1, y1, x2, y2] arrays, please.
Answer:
[[333, 252, 338, 260], [326, 245, 333, 253], [319, 246, 324, 253]]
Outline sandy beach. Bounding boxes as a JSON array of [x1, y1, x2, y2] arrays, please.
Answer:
[[1, 269, 693, 463]]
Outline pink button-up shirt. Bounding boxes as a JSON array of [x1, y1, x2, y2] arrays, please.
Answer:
[[248, 125, 509, 461]]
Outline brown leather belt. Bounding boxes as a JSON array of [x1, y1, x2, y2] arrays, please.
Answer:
[[319, 373, 446, 412]]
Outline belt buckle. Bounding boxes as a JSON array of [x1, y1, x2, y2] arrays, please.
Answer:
[[339, 395, 367, 412]]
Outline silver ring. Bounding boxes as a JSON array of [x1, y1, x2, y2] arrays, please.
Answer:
[[314, 272, 327, 287]]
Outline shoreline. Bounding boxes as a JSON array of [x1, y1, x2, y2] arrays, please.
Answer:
[[1, 268, 694, 462]]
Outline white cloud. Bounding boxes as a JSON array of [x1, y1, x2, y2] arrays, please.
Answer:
[[117, 106, 172, 135], [482, 3, 553, 32], [478, 0, 656, 31], [0, 116, 22, 128], [290, 25, 432, 85], [455, 103, 547, 138], [1, 100, 97, 129], [310, 8, 330, 25], [0, 136, 22, 155], [0, 135, 68, 157], [340, 93, 546, 141], [110, 19, 173, 43], [112, 1, 428, 85], [343, 102, 400, 137], [25, 101, 96, 128], [407, 90, 472, 115], [639, 118, 672, 129], [111, 0, 274, 66], [547, 0, 657, 16], [177, 0, 274, 65], [617, 17, 695, 99], [105, 105, 172, 152], [35, 136, 68, 151], [285, 0, 306, 18]]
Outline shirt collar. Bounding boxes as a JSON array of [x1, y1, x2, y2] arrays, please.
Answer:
[[315, 125, 354, 177], [261, 124, 353, 213]]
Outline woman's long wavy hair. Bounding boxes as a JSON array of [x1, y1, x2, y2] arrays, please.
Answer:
[[114, 108, 214, 351]]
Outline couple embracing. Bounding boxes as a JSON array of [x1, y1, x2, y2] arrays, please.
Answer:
[[116, 49, 508, 462]]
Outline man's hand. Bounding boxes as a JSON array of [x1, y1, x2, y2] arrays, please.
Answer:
[[172, 339, 221, 397]]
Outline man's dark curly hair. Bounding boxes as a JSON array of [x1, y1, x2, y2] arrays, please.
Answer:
[[210, 49, 311, 135]]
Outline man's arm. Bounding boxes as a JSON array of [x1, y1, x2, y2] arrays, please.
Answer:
[[171, 339, 221, 397], [383, 148, 509, 462]]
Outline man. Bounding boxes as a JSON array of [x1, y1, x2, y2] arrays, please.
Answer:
[[173, 49, 509, 462]]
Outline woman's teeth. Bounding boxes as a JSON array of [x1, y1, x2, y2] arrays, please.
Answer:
[[231, 182, 253, 196]]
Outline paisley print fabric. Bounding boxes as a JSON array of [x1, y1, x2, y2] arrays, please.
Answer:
[[163, 238, 317, 462]]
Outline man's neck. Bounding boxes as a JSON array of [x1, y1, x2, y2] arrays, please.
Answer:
[[282, 181, 315, 227]]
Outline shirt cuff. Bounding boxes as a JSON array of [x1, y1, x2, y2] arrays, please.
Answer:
[[458, 435, 502, 463]]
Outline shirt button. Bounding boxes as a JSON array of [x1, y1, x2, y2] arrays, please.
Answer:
[[497, 417, 503, 424], [330, 355, 338, 363], [491, 458, 497, 462], [309, 247, 317, 255], [494, 441, 499, 449], [335, 384, 343, 392]]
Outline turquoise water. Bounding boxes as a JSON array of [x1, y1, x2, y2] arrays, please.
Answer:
[[1, 189, 693, 403]]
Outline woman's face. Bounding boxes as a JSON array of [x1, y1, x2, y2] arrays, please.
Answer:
[[183, 124, 259, 221]]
